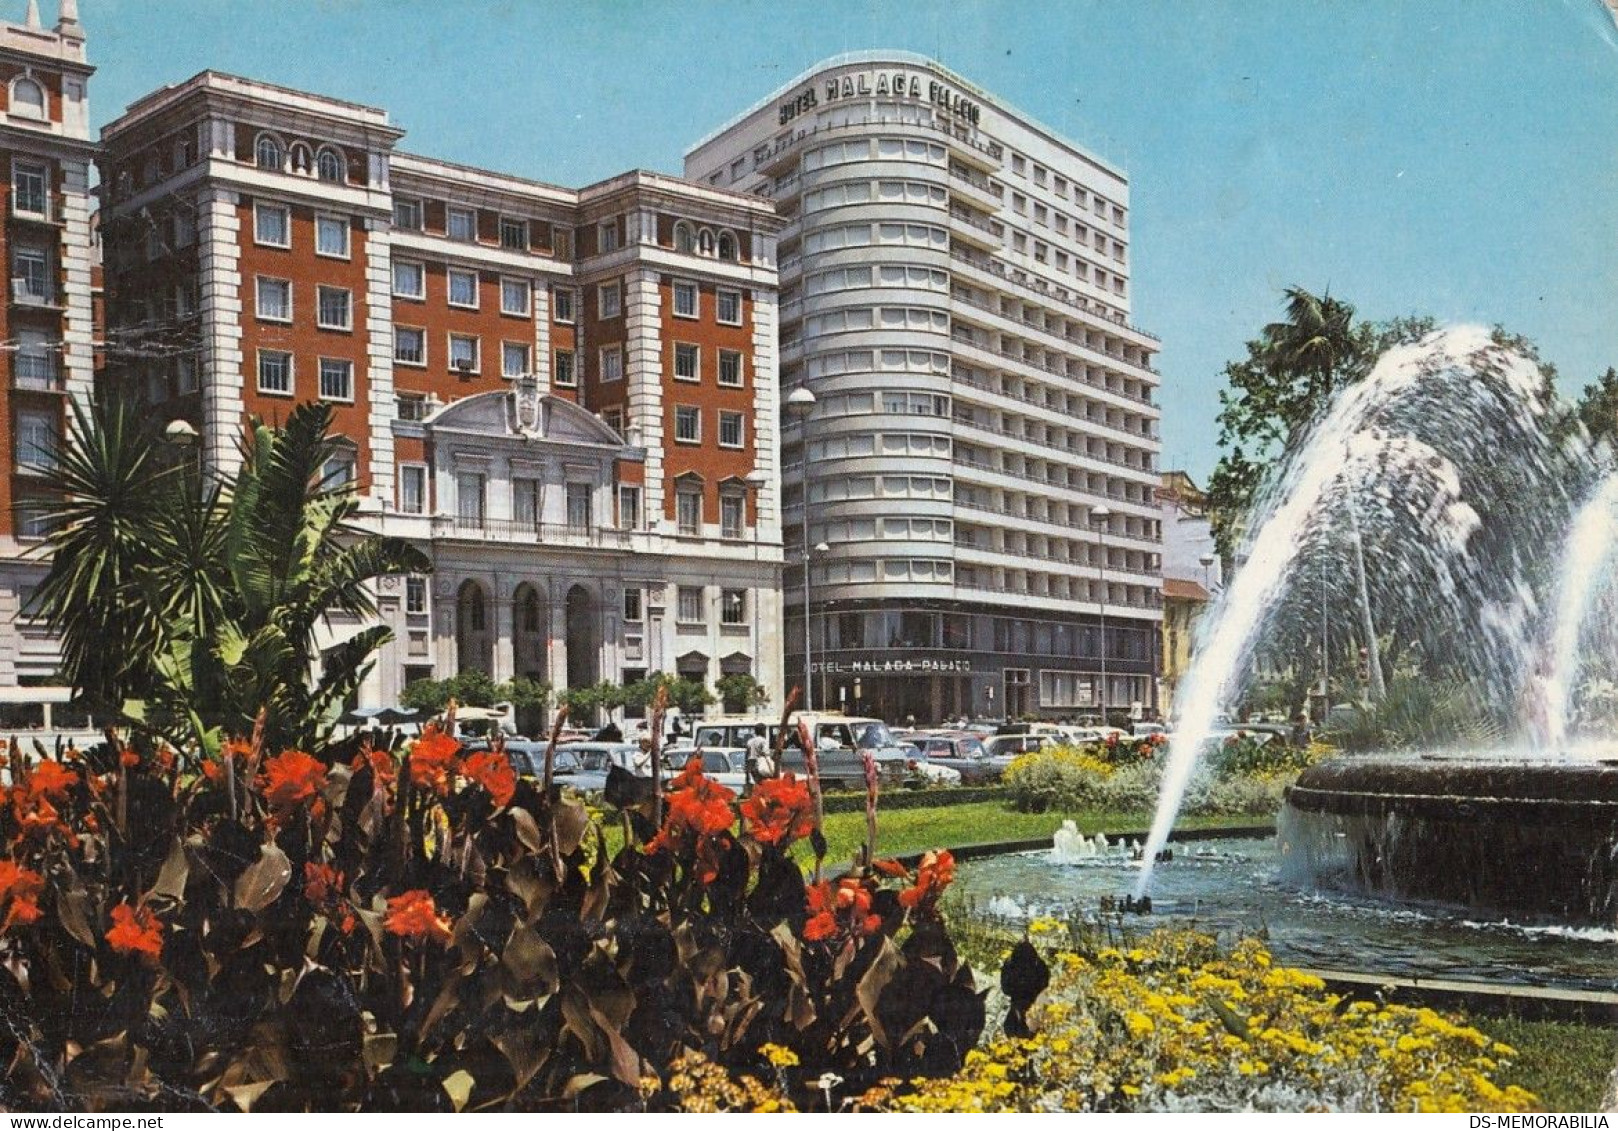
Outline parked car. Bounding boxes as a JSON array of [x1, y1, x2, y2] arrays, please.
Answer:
[[982, 732, 1051, 775], [912, 732, 1000, 783], [683, 749, 749, 792], [896, 742, 963, 787], [687, 714, 909, 789], [555, 742, 654, 792]]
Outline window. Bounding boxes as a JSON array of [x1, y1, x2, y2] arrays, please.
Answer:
[[254, 134, 283, 171], [721, 494, 744, 540], [512, 477, 540, 528], [674, 405, 700, 443], [721, 589, 747, 626], [623, 587, 643, 622], [392, 259, 425, 299], [677, 586, 704, 624], [447, 206, 476, 242], [317, 286, 352, 330], [553, 287, 575, 323], [316, 147, 344, 183], [677, 488, 701, 535], [456, 470, 486, 524], [394, 326, 425, 365], [673, 221, 694, 253], [717, 231, 738, 261], [716, 288, 742, 325], [397, 393, 429, 421], [500, 216, 528, 250], [15, 410, 57, 473], [12, 247, 48, 303], [599, 346, 623, 382], [399, 465, 426, 515], [718, 349, 743, 387], [254, 202, 289, 247], [447, 268, 478, 308], [597, 220, 620, 253], [718, 411, 744, 449], [406, 575, 427, 613], [318, 358, 353, 401], [500, 277, 531, 316], [257, 349, 293, 395], [502, 342, 530, 379], [315, 214, 349, 257], [553, 349, 576, 387], [603, 407, 623, 434], [12, 161, 46, 217], [255, 277, 291, 321], [449, 334, 479, 373], [673, 342, 699, 382], [618, 484, 641, 530], [321, 449, 356, 489], [598, 281, 621, 318], [392, 197, 423, 231], [672, 280, 697, 318], [566, 483, 592, 531]]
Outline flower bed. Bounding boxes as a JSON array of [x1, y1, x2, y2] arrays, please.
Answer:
[[664, 926, 1541, 1113]]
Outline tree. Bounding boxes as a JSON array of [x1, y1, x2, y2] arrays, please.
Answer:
[[715, 672, 769, 713], [33, 398, 431, 756], [1574, 366, 1618, 454]]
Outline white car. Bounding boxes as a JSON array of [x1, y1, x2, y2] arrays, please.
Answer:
[[898, 743, 963, 786]]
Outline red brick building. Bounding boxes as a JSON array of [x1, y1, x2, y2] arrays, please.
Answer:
[[87, 71, 785, 712]]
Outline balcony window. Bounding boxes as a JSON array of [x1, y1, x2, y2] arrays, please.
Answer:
[[677, 586, 703, 624], [500, 216, 528, 250], [456, 471, 486, 526], [513, 477, 540, 529], [399, 465, 426, 515], [721, 589, 747, 626], [12, 161, 46, 218], [618, 485, 641, 530], [447, 206, 476, 243], [15, 409, 58, 473], [720, 493, 744, 540], [12, 248, 49, 304], [676, 488, 701, 535], [566, 483, 592, 532], [392, 197, 423, 231]]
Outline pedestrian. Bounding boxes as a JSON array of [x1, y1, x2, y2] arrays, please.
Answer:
[[745, 723, 775, 786]]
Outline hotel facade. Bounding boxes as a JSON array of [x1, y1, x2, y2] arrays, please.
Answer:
[[687, 53, 1164, 722], [0, 15, 788, 726]]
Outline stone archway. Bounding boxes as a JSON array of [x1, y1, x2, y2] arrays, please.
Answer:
[[565, 584, 598, 690], [512, 583, 548, 683], [455, 579, 493, 675]]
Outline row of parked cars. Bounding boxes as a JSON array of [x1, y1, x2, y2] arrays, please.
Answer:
[[469, 715, 1176, 795]]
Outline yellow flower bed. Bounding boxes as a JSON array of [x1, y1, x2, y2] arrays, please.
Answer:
[[662, 927, 1541, 1113], [875, 928, 1539, 1113]]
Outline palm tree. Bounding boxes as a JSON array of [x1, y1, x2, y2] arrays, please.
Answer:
[[33, 397, 430, 755], [1260, 286, 1367, 445]]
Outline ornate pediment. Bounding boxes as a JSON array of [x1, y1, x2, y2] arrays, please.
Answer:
[[426, 382, 625, 448]]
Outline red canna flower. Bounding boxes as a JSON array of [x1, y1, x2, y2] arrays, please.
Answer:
[[105, 902, 164, 960], [303, 862, 357, 934], [802, 877, 882, 942], [260, 749, 327, 817], [0, 860, 43, 932], [740, 773, 814, 846], [383, 889, 453, 945], [898, 849, 956, 911], [25, 760, 75, 800], [646, 760, 736, 882], [408, 726, 461, 796], [461, 751, 516, 808], [351, 742, 398, 790]]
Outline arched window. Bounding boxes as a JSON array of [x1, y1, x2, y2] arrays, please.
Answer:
[[10, 77, 44, 120], [288, 142, 312, 174], [254, 134, 284, 172], [316, 146, 345, 183], [673, 221, 694, 254], [697, 228, 715, 257], [717, 230, 738, 261], [469, 588, 486, 631]]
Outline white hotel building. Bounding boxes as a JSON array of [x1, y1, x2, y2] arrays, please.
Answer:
[[688, 52, 1163, 722]]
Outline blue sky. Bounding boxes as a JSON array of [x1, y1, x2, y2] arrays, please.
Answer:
[[83, 0, 1618, 480]]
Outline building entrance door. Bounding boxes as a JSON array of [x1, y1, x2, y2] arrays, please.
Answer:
[[1003, 668, 1030, 719]]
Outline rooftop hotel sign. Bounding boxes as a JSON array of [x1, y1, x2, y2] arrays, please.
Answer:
[[778, 70, 982, 127]]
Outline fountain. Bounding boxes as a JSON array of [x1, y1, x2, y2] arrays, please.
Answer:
[[1135, 326, 1601, 920], [1541, 474, 1618, 749]]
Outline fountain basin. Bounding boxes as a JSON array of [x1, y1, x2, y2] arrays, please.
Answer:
[[1281, 755, 1618, 923]]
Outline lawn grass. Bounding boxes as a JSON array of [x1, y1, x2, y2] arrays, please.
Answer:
[[809, 801, 1266, 867], [1485, 1016, 1616, 1112]]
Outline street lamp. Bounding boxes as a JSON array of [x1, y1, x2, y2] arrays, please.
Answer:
[[785, 386, 818, 708], [1091, 505, 1112, 726], [1198, 551, 1217, 594]]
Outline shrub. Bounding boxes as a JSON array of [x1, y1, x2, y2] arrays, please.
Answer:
[[1003, 746, 1117, 812], [0, 723, 982, 1112]]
